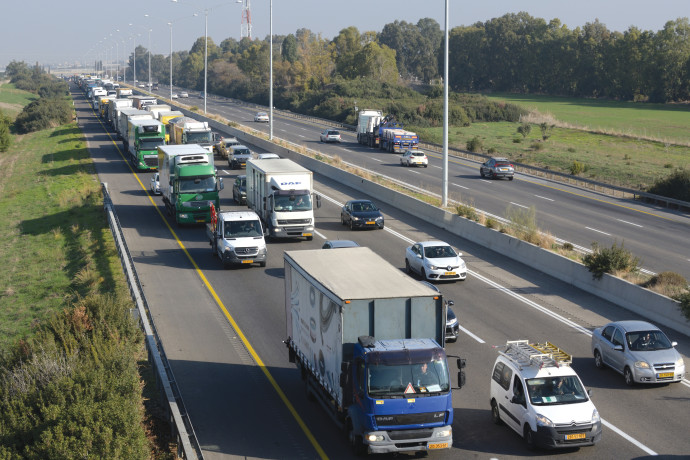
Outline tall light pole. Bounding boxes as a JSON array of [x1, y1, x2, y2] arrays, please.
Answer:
[[148, 28, 152, 89], [269, 0, 273, 140], [204, 8, 208, 114], [442, 0, 449, 207], [129, 25, 137, 86], [115, 29, 120, 83], [168, 22, 173, 100]]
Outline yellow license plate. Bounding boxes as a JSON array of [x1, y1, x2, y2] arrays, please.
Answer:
[[241, 260, 253, 264], [444, 271, 456, 276], [302, 233, 313, 237], [366, 221, 375, 225], [658, 372, 674, 378], [196, 219, 206, 223], [565, 433, 586, 440], [428, 442, 448, 449]]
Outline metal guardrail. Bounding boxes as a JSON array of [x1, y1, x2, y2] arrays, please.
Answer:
[[102, 183, 203, 460]]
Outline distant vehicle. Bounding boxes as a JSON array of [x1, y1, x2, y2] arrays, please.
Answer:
[[171, 93, 178, 99], [340, 199, 384, 230], [233, 175, 247, 205], [138, 83, 146, 88], [152, 84, 159, 90], [228, 145, 254, 170], [405, 241, 467, 282], [254, 111, 269, 122], [214, 136, 241, 158], [255, 153, 279, 160], [319, 128, 341, 143], [150, 172, 161, 195], [591, 320, 685, 386], [420, 281, 459, 343], [322, 240, 359, 249], [180, 92, 189, 98], [400, 149, 428, 167], [480, 157, 514, 180]]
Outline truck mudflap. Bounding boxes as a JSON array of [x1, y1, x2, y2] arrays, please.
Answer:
[[363, 426, 453, 454]]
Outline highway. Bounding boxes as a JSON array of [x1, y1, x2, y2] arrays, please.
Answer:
[[75, 84, 690, 459], [153, 86, 690, 281]]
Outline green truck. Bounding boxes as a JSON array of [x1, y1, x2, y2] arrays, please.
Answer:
[[157, 144, 223, 224], [127, 119, 166, 170]]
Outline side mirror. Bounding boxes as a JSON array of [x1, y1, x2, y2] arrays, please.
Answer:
[[614, 345, 624, 352], [457, 370, 466, 389], [315, 194, 321, 209], [447, 300, 455, 307], [218, 177, 224, 190], [457, 358, 466, 369], [587, 389, 593, 397], [672, 341, 678, 347]]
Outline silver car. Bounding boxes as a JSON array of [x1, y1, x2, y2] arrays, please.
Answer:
[[150, 172, 160, 195], [591, 320, 685, 385], [405, 241, 467, 282]]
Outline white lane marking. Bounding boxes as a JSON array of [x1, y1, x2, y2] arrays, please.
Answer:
[[314, 230, 328, 240], [452, 183, 469, 190], [534, 195, 554, 202], [601, 419, 657, 456], [479, 179, 492, 183], [371, 158, 383, 162], [457, 324, 485, 344], [430, 165, 441, 169], [408, 170, 421, 174], [509, 202, 529, 209], [617, 219, 643, 228], [586, 227, 612, 236]]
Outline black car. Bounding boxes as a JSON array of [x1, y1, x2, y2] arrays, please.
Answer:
[[340, 199, 384, 230], [233, 175, 246, 205], [420, 281, 459, 343]]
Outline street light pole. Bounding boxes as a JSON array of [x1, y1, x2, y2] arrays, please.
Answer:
[[269, 0, 273, 140], [442, 0, 449, 207], [204, 8, 208, 114], [169, 22, 173, 100], [148, 28, 152, 89]]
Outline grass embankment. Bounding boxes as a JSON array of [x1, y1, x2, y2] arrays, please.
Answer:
[[415, 93, 690, 190], [0, 83, 172, 458]]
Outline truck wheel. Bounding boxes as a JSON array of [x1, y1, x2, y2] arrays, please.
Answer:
[[348, 423, 366, 456], [491, 399, 503, 425]]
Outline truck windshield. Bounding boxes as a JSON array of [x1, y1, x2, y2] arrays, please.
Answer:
[[274, 194, 311, 212], [179, 175, 216, 194], [526, 376, 588, 406], [139, 137, 165, 149], [186, 132, 212, 144], [368, 359, 450, 397], [224, 220, 262, 238]]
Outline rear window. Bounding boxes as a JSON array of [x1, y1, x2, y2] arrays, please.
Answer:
[[328, 130, 340, 135], [411, 151, 424, 157], [496, 162, 512, 167]]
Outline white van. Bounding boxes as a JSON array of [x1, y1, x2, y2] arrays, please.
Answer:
[[490, 340, 602, 449]]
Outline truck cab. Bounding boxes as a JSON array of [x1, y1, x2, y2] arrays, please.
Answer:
[[206, 210, 267, 267]]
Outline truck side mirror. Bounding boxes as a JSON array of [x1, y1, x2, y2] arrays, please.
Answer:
[[218, 177, 224, 191], [457, 358, 466, 369], [315, 194, 321, 209], [457, 371, 466, 389]]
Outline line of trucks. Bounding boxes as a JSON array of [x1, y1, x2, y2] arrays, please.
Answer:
[[356, 110, 419, 153]]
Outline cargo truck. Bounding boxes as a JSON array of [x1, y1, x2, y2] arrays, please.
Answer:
[[379, 127, 419, 153], [107, 98, 134, 129], [117, 88, 133, 98], [284, 247, 465, 455], [146, 104, 171, 119], [117, 108, 153, 140], [126, 118, 166, 170], [245, 158, 319, 240], [205, 208, 267, 267], [131, 95, 157, 110], [168, 116, 214, 153], [357, 109, 383, 147], [158, 111, 184, 142], [157, 144, 223, 224]]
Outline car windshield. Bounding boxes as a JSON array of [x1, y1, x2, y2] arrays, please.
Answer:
[[274, 194, 312, 211], [526, 376, 588, 406], [233, 148, 251, 156], [368, 359, 450, 397], [179, 175, 216, 193], [224, 220, 262, 238], [352, 202, 376, 212], [424, 245, 456, 258], [626, 330, 672, 351], [236, 177, 246, 187]]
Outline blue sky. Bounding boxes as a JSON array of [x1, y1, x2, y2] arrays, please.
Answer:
[[1, 0, 687, 70]]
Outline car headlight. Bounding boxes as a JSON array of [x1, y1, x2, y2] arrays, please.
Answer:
[[428, 264, 438, 270], [634, 361, 650, 369], [459, 261, 466, 270], [447, 317, 458, 327], [436, 428, 452, 438], [535, 413, 554, 427], [591, 409, 600, 423], [352, 216, 360, 221], [676, 357, 685, 368]]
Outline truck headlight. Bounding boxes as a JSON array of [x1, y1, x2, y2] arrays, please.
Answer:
[[591, 409, 600, 423], [535, 413, 553, 427], [179, 213, 189, 219], [436, 428, 452, 438], [634, 361, 650, 369], [366, 434, 384, 442]]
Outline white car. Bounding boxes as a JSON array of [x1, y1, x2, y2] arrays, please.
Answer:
[[320, 128, 341, 143], [180, 92, 189, 98], [171, 93, 178, 99], [405, 241, 466, 281], [254, 111, 269, 122], [150, 172, 161, 195], [400, 149, 428, 167]]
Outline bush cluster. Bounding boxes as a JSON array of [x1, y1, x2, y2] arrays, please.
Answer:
[[14, 97, 72, 134], [648, 168, 690, 201], [0, 109, 11, 152], [583, 241, 640, 280]]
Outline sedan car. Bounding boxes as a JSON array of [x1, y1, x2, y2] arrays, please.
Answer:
[[480, 157, 514, 180], [322, 240, 360, 249], [340, 200, 384, 230], [180, 92, 189, 98], [171, 93, 178, 99], [591, 320, 685, 386], [400, 149, 428, 167], [420, 281, 459, 342], [232, 175, 247, 205], [254, 111, 269, 122], [405, 241, 467, 282], [150, 172, 160, 195], [320, 128, 341, 143]]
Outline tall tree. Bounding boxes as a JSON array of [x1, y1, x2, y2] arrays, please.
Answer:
[[332, 26, 363, 79]]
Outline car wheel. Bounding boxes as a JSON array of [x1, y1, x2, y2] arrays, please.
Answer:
[[491, 399, 503, 425], [350, 219, 355, 231], [341, 215, 346, 226], [480, 169, 485, 178], [424, 164, 428, 168], [259, 261, 266, 267], [405, 259, 412, 275], [524, 425, 536, 450], [421, 268, 427, 280], [594, 350, 605, 370], [624, 367, 635, 386], [509, 176, 514, 181]]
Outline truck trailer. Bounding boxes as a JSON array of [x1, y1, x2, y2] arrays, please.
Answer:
[[284, 247, 464, 455], [107, 98, 133, 128], [126, 118, 166, 170], [168, 116, 214, 153], [245, 158, 319, 240], [116, 108, 153, 140], [357, 109, 383, 147], [157, 144, 223, 224], [145, 104, 171, 119]]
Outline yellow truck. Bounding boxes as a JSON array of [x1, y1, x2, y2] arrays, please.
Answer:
[[158, 111, 184, 143]]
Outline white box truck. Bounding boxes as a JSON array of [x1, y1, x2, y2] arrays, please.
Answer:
[[245, 158, 320, 240], [117, 108, 152, 140]]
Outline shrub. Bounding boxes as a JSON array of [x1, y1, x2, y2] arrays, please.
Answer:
[[644, 272, 688, 297], [506, 204, 540, 244], [530, 141, 545, 151], [561, 242, 574, 251], [648, 168, 690, 201], [485, 217, 496, 229], [570, 160, 585, 175], [14, 97, 72, 134], [676, 292, 690, 321], [487, 147, 496, 154], [540, 122, 554, 141], [456, 203, 478, 221], [466, 136, 482, 153], [582, 241, 640, 280], [664, 163, 673, 168], [567, 147, 576, 153], [517, 123, 531, 138], [0, 109, 11, 152], [512, 137, 521, 143]]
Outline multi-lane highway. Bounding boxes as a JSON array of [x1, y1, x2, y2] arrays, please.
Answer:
[[75, 84, 690, 459]]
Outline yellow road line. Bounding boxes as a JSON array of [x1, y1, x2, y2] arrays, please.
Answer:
[[86, 100, 329, 459]]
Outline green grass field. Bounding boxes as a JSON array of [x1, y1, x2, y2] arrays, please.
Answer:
[[0, 82, 38, 118], [414, 93, 690, 190]]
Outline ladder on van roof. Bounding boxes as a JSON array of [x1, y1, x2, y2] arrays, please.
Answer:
[[500, 340, 572, 369]]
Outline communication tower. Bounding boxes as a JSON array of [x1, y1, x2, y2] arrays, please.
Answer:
[[239, 0, 252, 39]]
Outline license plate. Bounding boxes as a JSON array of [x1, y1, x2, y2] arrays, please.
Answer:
[[565, 433, 586, 440], [241, 260, 253, 264], [658, 372, 674, 378], [302, 233, 313, 237], [366, 221, 375, 225], [428, 442, 448, 449], [444, 271, 456, 276], [196, 219, 206, 223]]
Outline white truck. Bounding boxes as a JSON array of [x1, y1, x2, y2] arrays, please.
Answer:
[[205, 210, 267, 267], [107, 98, 133, 129], [245, 159, 320, 240], [356, 109, 383, 146], [116, 108, 153, 140], [145, 104, 171, 119]]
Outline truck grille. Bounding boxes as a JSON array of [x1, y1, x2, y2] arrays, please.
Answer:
[[188, 201, 210, 208], [388, 429, 434, 441], [277, 219, 311, 225], [144, 157, 158, 167], [235, 247, 258, 256], [375, 412, 446, 427]]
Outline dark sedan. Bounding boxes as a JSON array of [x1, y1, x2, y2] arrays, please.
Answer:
[[232, 175, 247, 205], [340, 200, 384, 230]]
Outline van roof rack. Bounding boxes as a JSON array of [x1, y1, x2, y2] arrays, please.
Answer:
[[499, 340, 572, 370]]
